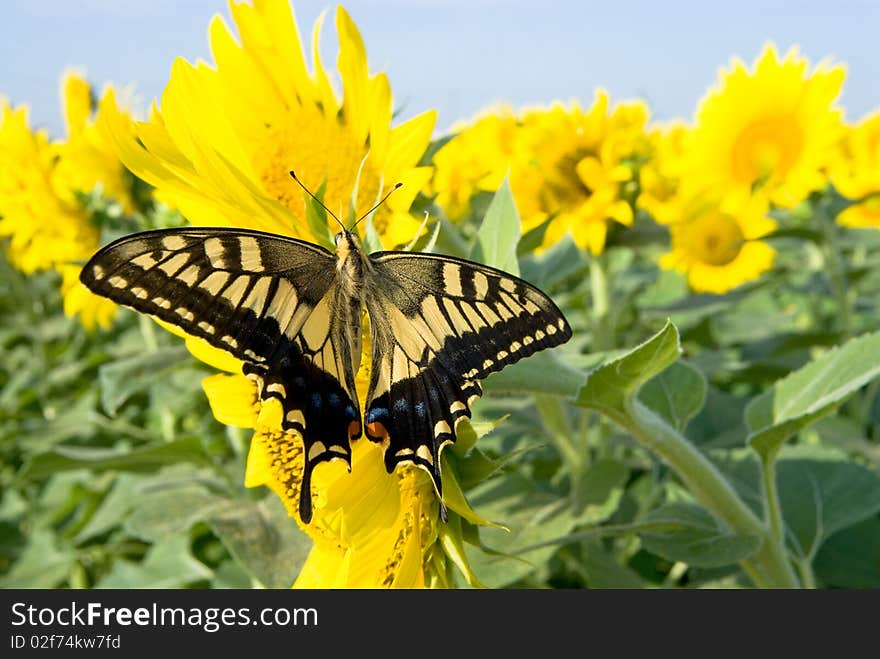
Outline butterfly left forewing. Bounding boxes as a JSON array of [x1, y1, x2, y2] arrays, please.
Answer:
[[363, 251, 572, 506], [80, 227, 362, 522]]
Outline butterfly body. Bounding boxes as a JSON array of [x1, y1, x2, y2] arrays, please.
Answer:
[[80, 226, 572, 522]]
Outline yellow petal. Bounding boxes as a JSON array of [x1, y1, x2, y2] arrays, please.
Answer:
[[311, 11, 340, 117], [244, 428, 272, 488], [336, 6, 370, 144], [61, 70, 92, 137], [368, 74, 392, 165], [202, 373, 258, 428], [386, 110, 437, 179]]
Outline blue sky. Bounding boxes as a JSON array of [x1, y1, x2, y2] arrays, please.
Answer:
[[2, 0, 878, 137]]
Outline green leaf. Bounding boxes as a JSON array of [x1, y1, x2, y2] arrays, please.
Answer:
[[208, 495, 313, 589], [73, 474, 141, 543], [470, 177, 521, 275], [440, 451, 503, 528], [574, 459, 630, 524], [454, 448, 505, 489], [574, 320, 681, 417], [0, 529, 75, 588], [96, 535, 212, 588], [126, 483, 311, 588], [687, 386, 749, 448], [814, 517, 880, 588], [519, 235, 586, 290], [580, 540, 646, 588], [711, 446, 880, 561], [746, 330, 880, 460], [449, 416, 498, 457], [462, 473, 577, 587], [637, 361, 707, 432], [639, 502, 762, 568], [303, 179, 335, 250], [774, 446, 880, 560], [212, 560, 253, 589], [125, 486, 232, 542], [439, 515, 486, 588], [484, 351, 591, 398], [19, 438, 210, 481], [98, 345, 192, 415]]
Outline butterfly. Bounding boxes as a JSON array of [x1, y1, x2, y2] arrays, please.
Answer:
[[79, 173, 572, 523]]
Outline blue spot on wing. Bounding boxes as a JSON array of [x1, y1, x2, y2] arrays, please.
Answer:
[[393, 398, 408, 413], [367, 406, 390, 423]]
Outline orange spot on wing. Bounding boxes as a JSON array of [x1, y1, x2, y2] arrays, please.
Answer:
[[366, 421, 389, 440]]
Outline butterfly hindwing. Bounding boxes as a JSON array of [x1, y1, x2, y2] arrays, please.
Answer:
[[80, 228, 362, 522], [362, 252, 572, 505]]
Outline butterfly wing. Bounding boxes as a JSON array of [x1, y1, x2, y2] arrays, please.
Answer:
[[79, 227, 362, 522], [363, 251, 572, 509]]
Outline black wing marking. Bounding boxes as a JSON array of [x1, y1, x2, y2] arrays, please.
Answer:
[[80, 227, 361, 522], [363, 252, 572, 512]]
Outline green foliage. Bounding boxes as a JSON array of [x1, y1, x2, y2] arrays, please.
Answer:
[[470, 178, 521, 275], [746, 330, 880, 459], [0, 257, 310, 589], [3, 171, 880, 590]]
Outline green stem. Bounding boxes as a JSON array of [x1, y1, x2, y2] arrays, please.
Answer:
[[663, 561, 689, 588], [796, 558, 817, 589], [761, 455, 786, 548], [589, 254, 613, 351], [740, 560, 770, 589], [621, 400, 800, 588], [139, 314, 159, 352], [138, 315, 174, 440], [818, 202, 853, 338], [535, 394, 581, 469]]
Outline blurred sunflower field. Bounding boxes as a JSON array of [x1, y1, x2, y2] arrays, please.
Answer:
[[2, 0, 880, 590]]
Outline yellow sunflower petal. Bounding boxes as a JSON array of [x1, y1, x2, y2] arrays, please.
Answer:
[[61, 70, 92, 137], [336, 6, 370, 144], [202, 373, 259, 428]]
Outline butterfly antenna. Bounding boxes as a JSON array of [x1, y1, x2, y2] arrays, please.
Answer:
[[288, 170, 345, 232], [350, 182, 403, 231]]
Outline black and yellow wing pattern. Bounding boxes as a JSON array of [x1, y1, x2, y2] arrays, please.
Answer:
[[80, 227, 572, 522], [80, 228, 362, 522], [362, 252, 571, 509]]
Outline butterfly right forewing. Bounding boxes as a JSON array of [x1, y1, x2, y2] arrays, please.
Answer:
[[361, 251, 572, 507]]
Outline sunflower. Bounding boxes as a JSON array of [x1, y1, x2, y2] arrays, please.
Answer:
[[192, 321, 463, 588], [0, 72, 133, 329], [831, 110, 880, 228], [102, 1, 484, 588], [430, 107, 519, 221], [637, 122, 689, 225], [512, 91, 649, 254], [659, 192, 777, 294], [100, 1, 435, 248], [686, 43, 844, 208]]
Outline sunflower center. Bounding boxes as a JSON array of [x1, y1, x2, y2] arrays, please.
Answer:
[[251, 107, 379, 232], [544, 148, 595, 205], [691, 210, 745, 266], [731, 116, 803, 186]]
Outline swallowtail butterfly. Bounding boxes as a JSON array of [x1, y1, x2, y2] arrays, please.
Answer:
[[80, 176, 572, 522]]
